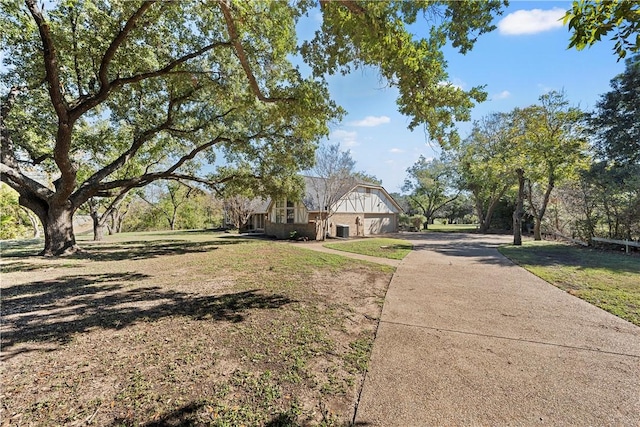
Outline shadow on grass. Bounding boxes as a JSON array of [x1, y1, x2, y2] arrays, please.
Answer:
[[107, 400, 367, 427], [0, 260, 83, 274], [387, 244, 413, 251], [1, 237, 255, 267], [1, 272, 293, 361], [0, 238, 44, 257], [499, 243, 640, 275]]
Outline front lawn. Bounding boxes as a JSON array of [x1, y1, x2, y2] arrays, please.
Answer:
[[499, 241, 640, 326], [324, 238, 413, 260], [0, 230, 394, 426]]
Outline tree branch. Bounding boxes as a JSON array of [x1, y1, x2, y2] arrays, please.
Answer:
[[73, 0, 229, 117], [219, 0, 294, 103], [1, 87, 25, 170], [98, 172, 238, 194], [0, 163, 55, 200], [25, 0, 68, 121], [97, 1, 156, 94], [71, 89, 200, 205]]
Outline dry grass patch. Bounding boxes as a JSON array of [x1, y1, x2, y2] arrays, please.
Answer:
[[1, 231, 393, 426]]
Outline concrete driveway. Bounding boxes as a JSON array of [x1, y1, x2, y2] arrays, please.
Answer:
[[354, 233, 640, 426]]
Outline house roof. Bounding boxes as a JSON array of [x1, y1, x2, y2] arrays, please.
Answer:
[[302, 176, 403, 213], [253, 176, 402, 214], [254, 198, 271, 213]]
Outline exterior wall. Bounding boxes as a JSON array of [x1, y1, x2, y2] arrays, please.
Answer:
[[265, 221, 321, 240], [333, 187, 400, 214], [363, 213, 397, 235], [328, 213, 363, 237]]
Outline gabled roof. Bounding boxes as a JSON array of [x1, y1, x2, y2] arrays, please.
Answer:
[[302, 176, 402, 213], [252, 176, 402, 214], [253, 198, 271, 214]]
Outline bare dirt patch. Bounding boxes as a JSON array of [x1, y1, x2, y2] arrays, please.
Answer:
[[1, 233, 393, 426]]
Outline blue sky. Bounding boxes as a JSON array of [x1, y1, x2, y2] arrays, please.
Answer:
[[307, 1, 626, 193]]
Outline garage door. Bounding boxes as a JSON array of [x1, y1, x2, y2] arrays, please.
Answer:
[[364, 214, 395, 235]]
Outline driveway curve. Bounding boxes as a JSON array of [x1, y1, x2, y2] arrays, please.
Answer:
[[354, 233, 640, 426]]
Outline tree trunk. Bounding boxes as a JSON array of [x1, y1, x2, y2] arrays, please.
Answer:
[[41, 203, 79, 256], [527, 178, 554, 242], [513, 169, 525, 246], [474, 195, 488, 233], [475, 185, 508, 234], [533, 218, 542, 241], [93, 219, 106, 241], [89, 200, 107, 241]]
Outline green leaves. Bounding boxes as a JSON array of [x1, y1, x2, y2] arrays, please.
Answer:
[[589, 54, 640, 166], [301, 0, 506, 144], [565, 0, 640, 60], [402, 155, 459, 222], [2, 0, 507, 253]]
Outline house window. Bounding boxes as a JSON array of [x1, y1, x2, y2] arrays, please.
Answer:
[[365, 188, 371, 195], [273, 199, 307, 224], [286, 200, 295, 223]]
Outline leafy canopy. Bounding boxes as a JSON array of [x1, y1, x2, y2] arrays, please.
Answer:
[[589, 54, 640, 166], [1, 0, 507, 254], [564, 0, 640, 60]]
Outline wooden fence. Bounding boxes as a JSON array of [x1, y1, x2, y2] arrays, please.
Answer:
[[591, 237, 640, 254]]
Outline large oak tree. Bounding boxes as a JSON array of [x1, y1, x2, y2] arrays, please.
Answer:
[[402, 155, 459, 229], [1, 0, 505, 255]]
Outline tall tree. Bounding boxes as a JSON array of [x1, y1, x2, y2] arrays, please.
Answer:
[[589, 54, 640, 166], [140, 182, 198, 231], [564, 0, 640, 60], [515, 91, 587, 240], [402, 156, 459, 229], [1, 0, 505, 255], [307, 143, 357, 240], [457, 112, 515, 233]]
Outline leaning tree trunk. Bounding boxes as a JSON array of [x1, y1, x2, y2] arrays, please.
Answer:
[[513, 169, 525, 246]]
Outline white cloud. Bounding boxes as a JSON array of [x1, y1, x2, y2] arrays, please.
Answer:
[[498, 8, 565, 35], [331, 129, 359, 148], [389, 148, 404, 154], [494, 90, 511, 100], [350, 115, 391, 127]]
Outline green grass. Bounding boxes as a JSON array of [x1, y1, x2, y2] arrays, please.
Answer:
[[499, 241, 640, 326], [324, 238, 413, 260]]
